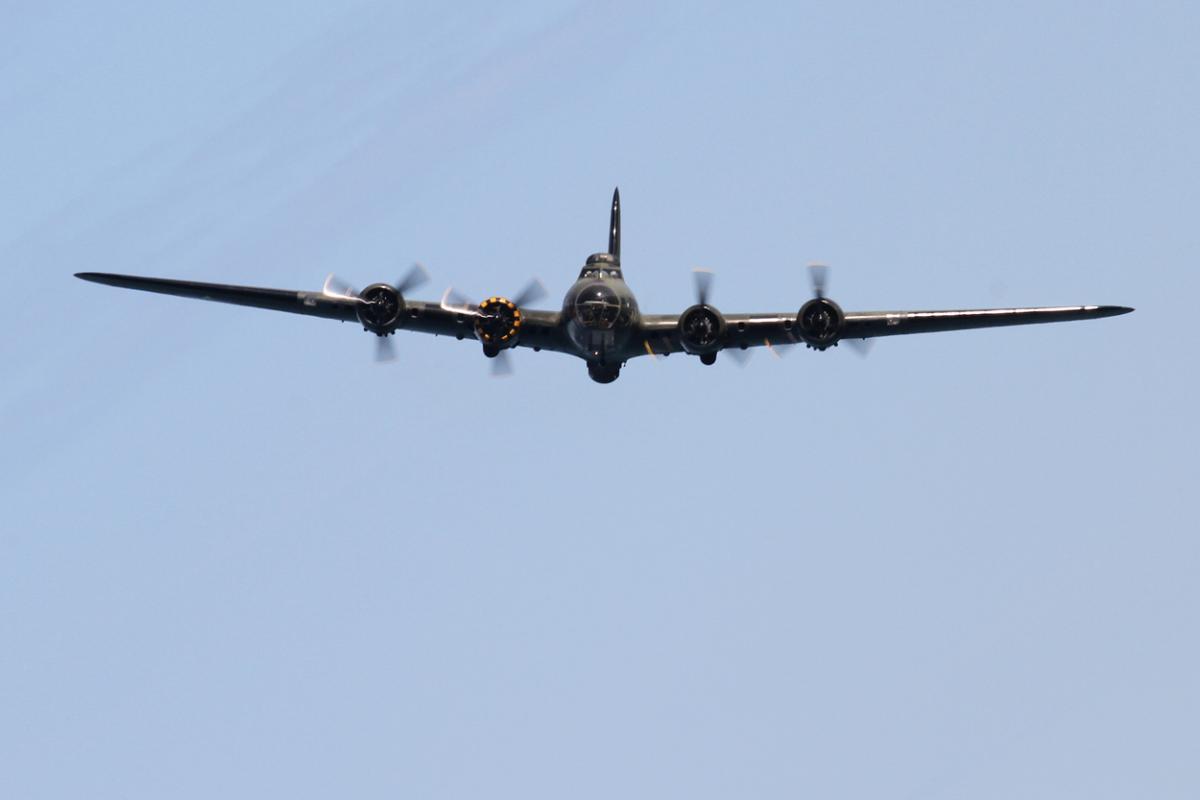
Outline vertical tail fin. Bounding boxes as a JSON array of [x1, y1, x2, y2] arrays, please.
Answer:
[[608, 187, 621, 264]]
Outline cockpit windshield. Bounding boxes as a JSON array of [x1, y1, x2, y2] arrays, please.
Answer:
[[577, 267, 622, 281], [578, 252, 621, 281], [575, 284, 622, 329]]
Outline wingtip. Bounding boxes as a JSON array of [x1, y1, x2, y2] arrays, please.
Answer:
[[75, 272, 137, 288]]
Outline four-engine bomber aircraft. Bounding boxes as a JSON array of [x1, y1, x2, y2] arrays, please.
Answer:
[[77, 188, 1132, 383]]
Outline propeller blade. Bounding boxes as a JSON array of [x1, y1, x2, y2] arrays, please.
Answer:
[[396, 262, 430, 295], [440, 286, 476, 314], [808, 262, 829, 299], [323, 273, 359, 299], [725, 347, 751, 367], [844, 337, 873, 357], [375, 336, 397, 362], [764, 338, 795, 359], [512, 278, 546, 308], [490, 350, 514, 377], [693, 268, 714, 306]]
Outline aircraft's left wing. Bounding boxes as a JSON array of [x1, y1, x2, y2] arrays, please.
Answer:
[[75, 272, 570, 352], [77, 272, 363, 321], [635, 304, 1132, 357]]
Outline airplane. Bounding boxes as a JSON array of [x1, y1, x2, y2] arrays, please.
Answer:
[[77, 188, 1132, 383]]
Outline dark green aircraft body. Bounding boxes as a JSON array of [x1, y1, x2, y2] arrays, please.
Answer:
[[77, 188, 1132, 383]]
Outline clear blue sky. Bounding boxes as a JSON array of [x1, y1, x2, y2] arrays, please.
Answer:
[[2, 1, 1196, 796]]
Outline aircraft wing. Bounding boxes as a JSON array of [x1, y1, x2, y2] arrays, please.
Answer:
[[839, 305, 1134, 339], [75, 272, 568, 351], [636, 304, 1133, 357]]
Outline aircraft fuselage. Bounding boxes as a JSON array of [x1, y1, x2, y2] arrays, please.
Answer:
[[562, 253, 641, 367]]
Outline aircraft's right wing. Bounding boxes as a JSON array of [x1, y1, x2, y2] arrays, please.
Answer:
[[839, 305, 1134, 340], [635, 304, 1132, 358]]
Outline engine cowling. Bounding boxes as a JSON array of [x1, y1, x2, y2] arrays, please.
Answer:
[[357, 283, 405, 335], [678, 304, 726, 355], [797, 297, 844, 350], [475, 296, 523, 355]]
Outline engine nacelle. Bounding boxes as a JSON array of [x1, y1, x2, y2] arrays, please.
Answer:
[[475, 296, 523, 356], [678, 304, 726, 355], [797, 297, 844, 350], [357, 283, 405, 335]]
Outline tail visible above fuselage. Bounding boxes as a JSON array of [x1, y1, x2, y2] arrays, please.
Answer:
[[608, 186, 620, 263], [560, 187, 638, 370]]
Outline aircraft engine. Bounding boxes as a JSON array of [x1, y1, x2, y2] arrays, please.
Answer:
[[797, 297, 844, 350], [678, 304, 726, 355], [356, 283, 405, 334], [474, 296, 524, 356]]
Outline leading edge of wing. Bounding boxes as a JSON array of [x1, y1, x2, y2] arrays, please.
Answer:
[[75, 271, 359, 322], [633, 304, 1132, 358], [76, 271, 575, 353], [841, 304, 1134, 339]]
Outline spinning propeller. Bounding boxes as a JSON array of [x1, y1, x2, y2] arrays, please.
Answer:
[[322, 262, 430, 362], [441, 277, 546, 376], [685, 268, 748, 365], [805, 262, 870, 355]]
